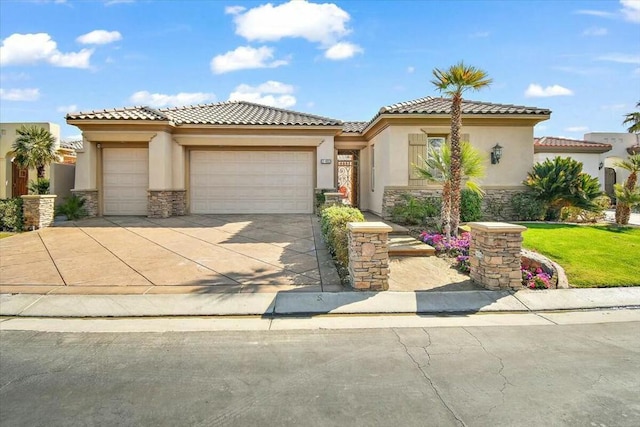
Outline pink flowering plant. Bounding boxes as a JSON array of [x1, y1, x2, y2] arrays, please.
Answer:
[[521, 265, 551, 289], [420, 232, 471, 273]]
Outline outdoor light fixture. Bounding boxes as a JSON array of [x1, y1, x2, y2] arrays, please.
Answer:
[[599, 161, 604, 170], [491, 143, 503, 164]]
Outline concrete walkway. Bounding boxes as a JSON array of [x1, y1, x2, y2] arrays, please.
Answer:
[[0, 214, 341, 295]]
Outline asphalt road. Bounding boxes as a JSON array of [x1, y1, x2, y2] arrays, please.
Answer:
[[1, 322, 639, 426]]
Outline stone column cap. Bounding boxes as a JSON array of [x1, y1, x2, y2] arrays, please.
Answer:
[[468, 222, 527, 233], [347, 221, 393, 233], [324, 192, 343, 197], [20, 194, 57, 199], [71, 188, 98, 192]]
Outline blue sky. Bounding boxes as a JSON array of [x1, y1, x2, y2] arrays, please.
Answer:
[[1, 0, 639, 140]]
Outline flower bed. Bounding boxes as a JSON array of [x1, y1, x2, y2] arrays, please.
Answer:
[[420, 232, 471, 273]]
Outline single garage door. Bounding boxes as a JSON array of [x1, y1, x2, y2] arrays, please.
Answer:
[[190, 150, 314, 214], [103, 148, 148, 215]]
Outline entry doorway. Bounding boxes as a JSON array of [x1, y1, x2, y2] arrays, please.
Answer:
[[337, 150, 359, 208], [11, 161, 28, 197], [604, 167, 616, 202]]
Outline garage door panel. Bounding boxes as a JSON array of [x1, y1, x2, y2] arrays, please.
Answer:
[[190, 150, 313, 214], [103, 148, 148, 216]]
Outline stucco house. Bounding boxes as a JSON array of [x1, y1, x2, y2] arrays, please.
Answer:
[[66, 97, 551, 218], [0, 122, 75, 203]]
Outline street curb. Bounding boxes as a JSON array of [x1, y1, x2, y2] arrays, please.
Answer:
[[2, 288, 640, 318]]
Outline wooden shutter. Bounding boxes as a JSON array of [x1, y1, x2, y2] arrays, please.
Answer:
[[408, 133, 428, 184]]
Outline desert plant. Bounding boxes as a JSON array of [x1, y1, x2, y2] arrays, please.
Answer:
[[12, 125, 59, 179], [320, 205, 365, 266], [0, 198, 24, 231], [511, 192, 547, 221], [28, 178, 50, 195], [391, 194, 440, 225], [524, 157, 602, 220], [431, 61, 492, 235], [460, 189, 482, 222], [56, 195, 87, 220], [560, 195, 611, 223], [614, 154, 640, 225]]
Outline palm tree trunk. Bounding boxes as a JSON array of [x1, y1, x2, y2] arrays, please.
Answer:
[[449, 92, 463, 235], [441, 181, 452, 239], [615, 203, 628, 225]]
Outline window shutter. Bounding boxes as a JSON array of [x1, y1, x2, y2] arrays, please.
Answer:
[[408, 134, 428, 180]]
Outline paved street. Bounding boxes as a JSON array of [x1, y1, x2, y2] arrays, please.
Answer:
[[1, 321, 639, 426]]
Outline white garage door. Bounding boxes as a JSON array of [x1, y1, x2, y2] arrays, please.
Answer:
[[103, 148, 148, 215], [190, 150, 314, 214]]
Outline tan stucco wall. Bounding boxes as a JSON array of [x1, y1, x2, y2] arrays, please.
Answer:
[[585, 132, 639, 186], [534, 152, 603, 188], [0, 122, 61, 199]]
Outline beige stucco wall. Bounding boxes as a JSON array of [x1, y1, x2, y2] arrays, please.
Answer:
[[0, 122, 61, 199], [50, 163, 75, 205], [585, 132, 639, 186], [361, 123, 535, 214], [74, 138, 98, 191], [534, 152, 602, 187], [149, 131, 174, 190]]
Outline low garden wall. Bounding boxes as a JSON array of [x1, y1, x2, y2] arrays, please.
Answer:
[[21, 195, 57, 230], [347, 222, 393, 291]]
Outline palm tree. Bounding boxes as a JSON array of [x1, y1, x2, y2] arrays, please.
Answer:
[[12, 125, 59, 180], [414, 141, 486, 237], [614, 154, 640, 224], [623, 101, 640, 134], [431, 62, 492, 235]]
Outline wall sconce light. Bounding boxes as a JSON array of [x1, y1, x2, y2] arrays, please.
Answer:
[[599, 161, 604, 170], [491, 143, 503, 164]]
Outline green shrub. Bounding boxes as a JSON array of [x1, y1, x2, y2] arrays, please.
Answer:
[[28, 178, 50, 195], [460, 189, 482, 222], [390, 194, 440, 226], [0, 198, 24, 231], [511, 192, 546, 221], [56, 195, 87, 220], [320, 205, 365, 266], [560, 195, 611, 223]]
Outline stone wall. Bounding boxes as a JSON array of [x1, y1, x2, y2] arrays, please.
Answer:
[[382, 185, 526, 221], [148, 190, 187, 218], [347, 222, 393, 291], [323, 192, 344, 209], [172, 190, 186, 216], [71, 189, 99, 217], [21, 195, 57, 230], [468, 222, 526, 290]]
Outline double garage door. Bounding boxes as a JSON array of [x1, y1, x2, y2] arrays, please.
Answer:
[[101, 148, 314, 215], [190, 150, 314, 214]]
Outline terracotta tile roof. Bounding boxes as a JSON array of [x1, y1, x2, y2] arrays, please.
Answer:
[[67, 101, 342, 126], [534, 136, 612, 153], [60, 140, 83, 150], [342, 121, 368, 133], [380, 96, 551, 115]]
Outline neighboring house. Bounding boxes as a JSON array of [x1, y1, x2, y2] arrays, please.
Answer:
[[0, 122, 61, 199], [66, 97, 551, 218], [59, 139, 83, 164], [534, 136, 612, 192], [584, 132, 640, 200]]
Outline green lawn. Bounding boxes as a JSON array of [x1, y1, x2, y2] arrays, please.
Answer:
[[521, 223, 640, 287]]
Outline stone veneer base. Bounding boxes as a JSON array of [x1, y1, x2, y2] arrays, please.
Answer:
[[71, 189, 99, 217], [148, 190, 187, 218], [21, 195, 57, 230], [347, 222, 393, 291]]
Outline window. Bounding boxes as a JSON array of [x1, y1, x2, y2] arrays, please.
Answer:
[[370, 144, 375, 192]]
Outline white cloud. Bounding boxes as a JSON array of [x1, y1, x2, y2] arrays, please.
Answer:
[[535, 125, 548, 131], [524, 84, 574, 97], [57, 104, 78, 113], [210, 45, 288, 74], [229, 81, 296, 108], [407, 66, 415, 74], [0, 88, 40, 101], [104, 0, 135, 5], [575, 9, 616, 18], [597, 53, 640, 64], [231, 0, 352, 46], [582, 27, 608, 36], [565, 126, 589, 132], [0, 33, 93, 68], [129, 91, 215, 107], [77, 30, 122, 45], [324, 42, 363, 60], [225, 5, 246, 15], [620, 0, 640, 23]]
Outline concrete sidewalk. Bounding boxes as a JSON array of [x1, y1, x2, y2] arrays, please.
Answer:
[[2, 287, 639, 318]]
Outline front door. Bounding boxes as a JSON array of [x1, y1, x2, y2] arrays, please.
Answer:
[[337, 150, 359, 208], [11, 161, 28, 197], [604, 167, 616, 201]]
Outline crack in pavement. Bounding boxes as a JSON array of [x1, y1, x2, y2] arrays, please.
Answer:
[[463, 327, 513, 419], [392, 328, 466, 427]]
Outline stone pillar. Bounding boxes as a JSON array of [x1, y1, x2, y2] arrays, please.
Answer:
[[468, 222, 527, 290], [148, 190, 173, 218], [347, 222, 393, 291], [21, 195, 57, 230], [71, 189, 99, 217], [172, 190, 187, 216], [323, 192, 343, 208]]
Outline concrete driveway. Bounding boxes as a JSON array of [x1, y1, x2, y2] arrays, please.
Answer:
[[0, 215, 341, 295]]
